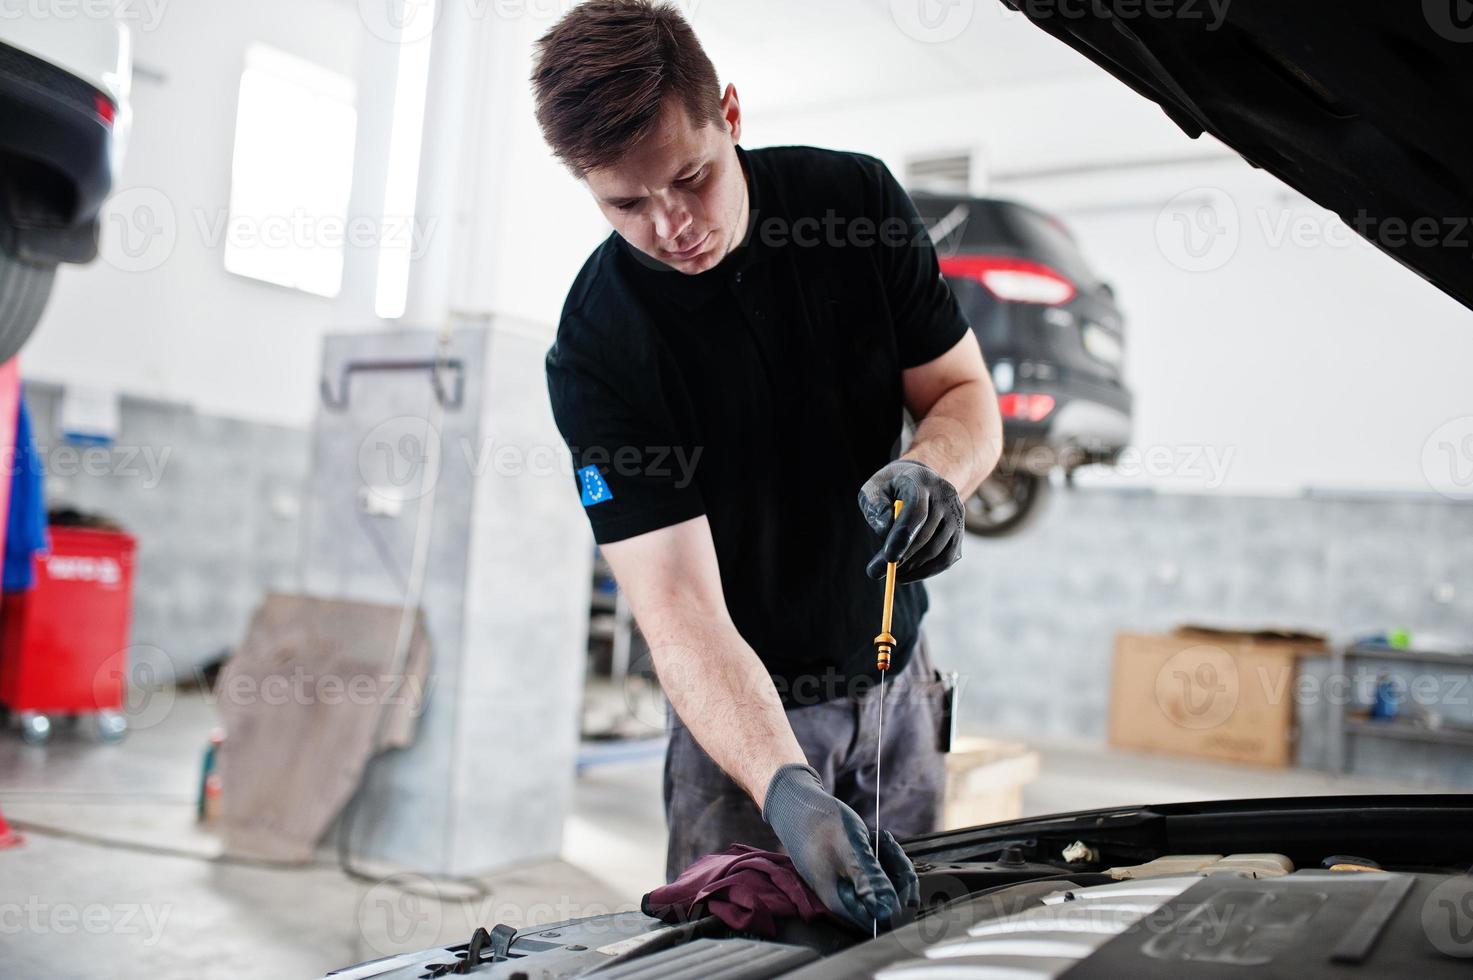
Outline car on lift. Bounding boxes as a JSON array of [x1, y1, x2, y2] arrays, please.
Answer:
[[0, 13, 132, 362], [328, 2, 1473, 977], [912, 193, 1133, 537]]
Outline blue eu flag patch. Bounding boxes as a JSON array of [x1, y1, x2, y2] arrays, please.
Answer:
[[579, 465, 613, 507]]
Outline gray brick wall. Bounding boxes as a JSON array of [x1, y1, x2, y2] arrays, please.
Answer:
[[924, 487, 1473, 783], [21, 382, 309, 681]]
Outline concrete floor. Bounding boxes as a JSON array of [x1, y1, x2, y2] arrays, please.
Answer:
[[0, 691, 1451, 979]]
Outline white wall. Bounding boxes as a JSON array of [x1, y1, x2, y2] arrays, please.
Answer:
[[24, 0, 403, 428]]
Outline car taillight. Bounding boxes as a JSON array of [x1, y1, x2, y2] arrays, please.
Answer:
[[939, 256, 1077, 305], [94, 93, 115, 126], [998, 393, 1056, 422]]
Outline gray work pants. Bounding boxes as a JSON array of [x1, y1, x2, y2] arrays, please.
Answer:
[[662, 639, 948, 881]]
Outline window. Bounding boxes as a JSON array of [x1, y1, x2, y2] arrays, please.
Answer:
[[225, 45, 358, 298], [373, 0, 437, 320]]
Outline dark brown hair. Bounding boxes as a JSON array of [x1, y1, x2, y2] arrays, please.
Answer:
[[531, 0, 724, 176]]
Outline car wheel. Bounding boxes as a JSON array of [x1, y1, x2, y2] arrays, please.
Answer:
[[18, 711, 51, 745], [963, 469, 1051, 537], [96, 711, 128, 743], [0, 245, 57, 364]]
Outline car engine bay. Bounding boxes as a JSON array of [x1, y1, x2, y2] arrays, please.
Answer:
[[328, 796, 1473, 979]]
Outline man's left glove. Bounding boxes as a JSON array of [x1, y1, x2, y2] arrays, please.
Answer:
[[762, 763, 919, 929], [858, 460, 964, 583]]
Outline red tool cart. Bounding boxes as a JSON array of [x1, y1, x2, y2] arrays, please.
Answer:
[[0, 526, 138, 744]]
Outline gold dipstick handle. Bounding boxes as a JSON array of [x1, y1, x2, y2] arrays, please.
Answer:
[[873, 499, 903, 671]]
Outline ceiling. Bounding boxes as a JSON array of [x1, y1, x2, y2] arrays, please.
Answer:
[[689, 0, 1098, 115]]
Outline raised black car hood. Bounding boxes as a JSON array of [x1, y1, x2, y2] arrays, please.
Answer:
[[1002, 0, 1473, 309]]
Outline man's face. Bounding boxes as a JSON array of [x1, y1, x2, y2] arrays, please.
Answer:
[[584, 86, 749, 275]]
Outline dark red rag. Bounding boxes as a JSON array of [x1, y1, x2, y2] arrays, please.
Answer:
[[642, 844, 845, 938]]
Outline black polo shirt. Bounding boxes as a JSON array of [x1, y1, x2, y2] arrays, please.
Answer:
[[546, 145, 970, 704]]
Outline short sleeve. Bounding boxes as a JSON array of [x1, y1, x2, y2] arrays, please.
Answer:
[[870, 160, 973, 368], [546, 334, 706, 545]]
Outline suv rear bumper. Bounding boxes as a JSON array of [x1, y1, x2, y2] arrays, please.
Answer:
[[1001, 377, 1132, 473], [0, 40, 115, 263]]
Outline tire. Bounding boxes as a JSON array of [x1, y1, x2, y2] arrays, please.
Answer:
[[963, 469, 1052, 538], [0, 245, 57, 364], [97, 711, 128, 743]]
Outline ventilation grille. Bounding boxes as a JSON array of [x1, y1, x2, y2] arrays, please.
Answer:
[[906, 152, 972, 194]]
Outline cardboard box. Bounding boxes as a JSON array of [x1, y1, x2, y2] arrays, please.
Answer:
[[942, 737, 1040, 830], [1108, 626, 1326, 767]]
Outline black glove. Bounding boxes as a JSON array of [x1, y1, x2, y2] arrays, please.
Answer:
[[858, 460, 965, 582], [762, 763, 918, 928], [875, 828, 921, 912]]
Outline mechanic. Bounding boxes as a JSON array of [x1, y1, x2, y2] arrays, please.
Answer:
[[532, 0, 1003, 929]]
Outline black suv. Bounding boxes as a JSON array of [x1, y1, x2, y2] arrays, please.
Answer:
[[911, 193, 1133, 536]]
